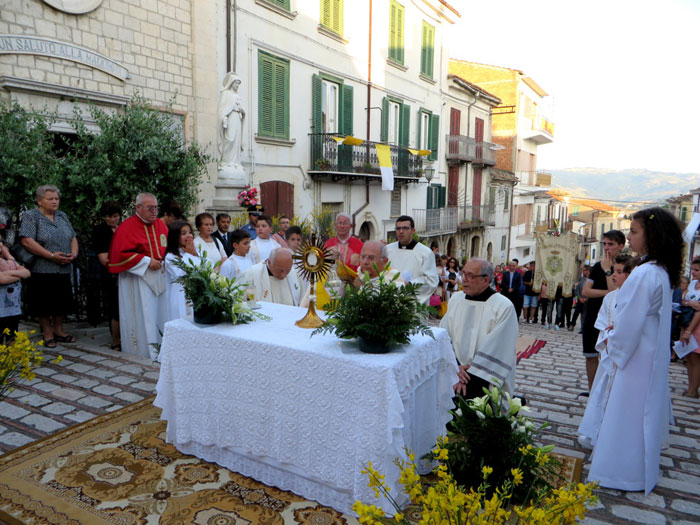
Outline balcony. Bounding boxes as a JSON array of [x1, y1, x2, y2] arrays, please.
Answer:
[[445, 135, 497, 166], [523, 115, 554, 145], [413, 207, 459, 236], [514, 220, 551, 239], [457, 205, 496, 228], [308, 133, 423, 184]]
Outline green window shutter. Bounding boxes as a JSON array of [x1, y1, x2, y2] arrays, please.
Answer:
[[416, 110, 422, 148], [258, 51, 289, 139], [425, 24, 434, 77], [322, 0, 343, 35], [341, 83, 353, 135], [420, 22, 428, 75], [426, 185, 433, 209], [335, 0, 344, 35], [439, 185, 446, 208], [312, 74, 322, 133], [321, 0, 331, 27], [380, 97, 389, 142], [428, 113, 439, 160], [270, 0, 290, 9], [389, 1, 404, 64], [399, 103, 410, 147]]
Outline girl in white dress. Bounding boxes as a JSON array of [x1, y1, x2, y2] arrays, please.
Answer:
[[678, 258, 700, 397], [164, 221, 200, 321], [194, 212, 227, 268], [582, 207, 683, 494]]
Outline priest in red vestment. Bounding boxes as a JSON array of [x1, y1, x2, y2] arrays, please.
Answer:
[[324, 213, 363, 271], [109, 193, 169, 360]]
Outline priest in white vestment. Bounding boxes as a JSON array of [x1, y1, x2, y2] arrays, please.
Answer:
[[385, 215, 438, 304], [440, 258, 518, 397], [108, 193, 168, 361], [241, 248, 302, 306], [352, 240, 404, 288]]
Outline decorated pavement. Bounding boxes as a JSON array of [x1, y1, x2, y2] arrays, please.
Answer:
[[1, 319, 699, 524]]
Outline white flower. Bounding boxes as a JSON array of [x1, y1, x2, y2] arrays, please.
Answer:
[[455, 408, 463, 417], [209, 272, 218, 281], [217, 275, 227, 287], [475, 411, 486, 420], [516, 425, 526, 434]]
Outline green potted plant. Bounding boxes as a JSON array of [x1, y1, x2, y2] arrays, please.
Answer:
[[315, 158, 332, 170], [172, 253, 268, 325], [312, 270, 434, 352]]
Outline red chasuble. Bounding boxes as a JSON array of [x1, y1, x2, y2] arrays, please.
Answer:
[[325, 236, 363, 271], [108, 215, 168, 274]]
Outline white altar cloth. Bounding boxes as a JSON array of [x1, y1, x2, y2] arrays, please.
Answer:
[[154, 302, 458, 515]]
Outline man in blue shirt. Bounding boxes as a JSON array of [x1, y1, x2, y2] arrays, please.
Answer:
[[242, 205, 263, 240]]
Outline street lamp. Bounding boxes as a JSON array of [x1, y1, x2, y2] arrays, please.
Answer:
[[423, 166, 435, 183]]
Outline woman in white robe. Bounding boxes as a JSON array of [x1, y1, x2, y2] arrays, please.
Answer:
[[164, 221, 200, 322], [583, 208, 683, 494]]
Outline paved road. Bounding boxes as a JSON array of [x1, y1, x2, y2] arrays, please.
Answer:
[[1, 319, 699, 523]]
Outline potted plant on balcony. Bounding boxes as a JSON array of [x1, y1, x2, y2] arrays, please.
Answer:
[[311, 269, 434, 353], [315, 158, 332, 171]]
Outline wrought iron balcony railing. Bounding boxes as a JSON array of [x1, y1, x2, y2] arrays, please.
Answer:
[[412, 207, 459, 235], [309, 133, 424, 179], [457, 205, 496, 227]]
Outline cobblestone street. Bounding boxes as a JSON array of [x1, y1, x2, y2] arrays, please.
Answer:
[[1, 319, 699, 523]]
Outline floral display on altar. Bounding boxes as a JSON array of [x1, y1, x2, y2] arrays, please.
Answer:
[[311, 269, 434, 352], [172, 252, 269, 325], [353, 383, 599, 524], [237, 185, 259, 207]]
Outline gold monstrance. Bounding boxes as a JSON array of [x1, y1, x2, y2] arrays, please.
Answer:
[[293, 234, 333, 328]]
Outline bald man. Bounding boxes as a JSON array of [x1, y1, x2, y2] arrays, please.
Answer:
[[240, 247, 303, 306], [353, 240, 404, 287]]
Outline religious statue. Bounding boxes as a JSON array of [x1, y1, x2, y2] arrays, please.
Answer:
[[217, 72, 246, 183]]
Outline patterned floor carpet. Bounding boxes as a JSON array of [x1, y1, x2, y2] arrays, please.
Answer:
[[0, 396, 357, 525]]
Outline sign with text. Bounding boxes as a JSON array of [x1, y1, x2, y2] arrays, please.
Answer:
[[0, 34, 130, 81]]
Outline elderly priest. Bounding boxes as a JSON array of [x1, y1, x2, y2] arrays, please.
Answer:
[[440, 258, 518, 397], [241, 247, 303, 306], [352, 241, 403, 287], [108, 192, 168, 361]]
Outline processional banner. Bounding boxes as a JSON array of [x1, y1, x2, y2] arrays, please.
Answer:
[[532, 232, 579, 299]]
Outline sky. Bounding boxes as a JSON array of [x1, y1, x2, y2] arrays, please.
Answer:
[[444, 0, 700, 174]]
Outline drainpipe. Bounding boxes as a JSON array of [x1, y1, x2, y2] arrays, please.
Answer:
[[351, 0, 372, 234], [463, 92, 480, 216]]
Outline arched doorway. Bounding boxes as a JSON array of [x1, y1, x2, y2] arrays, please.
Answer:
[[470, 235, 480, 258], [359, 221, 374, 242], [446, 237, 454, 258], [487, 242, 493, 262]]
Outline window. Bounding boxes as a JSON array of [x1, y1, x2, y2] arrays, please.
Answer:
[[488, 186, 497, 212], [420, 21, 435, 78], [503, 189, 509, 210], [426, 183, 445, 209], [417, 108, 439, 160], [321, 0, 343, 36], [600, 224, 605, 239], [258, 51, 290, 140], [389, 1, 404, 64], [264, 0, 290, 10], [523, 247, 530, 257], [609, 222, 613, 231], [391, 187, 401, 216], [321, 79, 339, 133], [592, 247, 596, 260], [681, 206, 688, 222], [501, 235, 507, 251], [572, 205, 579, 216], [388, 101, 401, 144]]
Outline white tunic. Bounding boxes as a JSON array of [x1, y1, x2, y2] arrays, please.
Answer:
[[118, 257, 168, 361], [584, 262, 672, 494], [439, 291, 518, 395], [164, 252, 200, 322], [385, 241, 439, 304], [248, 237, 281, 265], [241, 261, 302, 306], [219, 254, 253, 281]]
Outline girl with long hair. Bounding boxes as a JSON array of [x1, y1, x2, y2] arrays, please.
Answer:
[[164, 221, 199, 321], [580, 207, 683, 494]]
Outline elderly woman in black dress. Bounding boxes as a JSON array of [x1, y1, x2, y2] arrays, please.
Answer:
[[19, 184, 79, 348]]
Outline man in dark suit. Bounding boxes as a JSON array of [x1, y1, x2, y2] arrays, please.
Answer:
[[500, 258, 523, 320], [213, 213, 234, 257]]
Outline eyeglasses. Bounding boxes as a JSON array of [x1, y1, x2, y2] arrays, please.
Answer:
[[395, 226, 412, 231], [139, 205, 159, 212], [360, 254, 379, 261], [463, 272, 488, 280]]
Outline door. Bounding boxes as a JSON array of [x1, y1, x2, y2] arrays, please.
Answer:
[[474, 117, 484, 161], [260, 181, 294, 218], [447, 165, 459, 206], [472, 167, 482, 220], [449, 108, 461, 156]]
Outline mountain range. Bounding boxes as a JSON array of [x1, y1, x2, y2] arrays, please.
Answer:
[[545, 168, 700, 204]]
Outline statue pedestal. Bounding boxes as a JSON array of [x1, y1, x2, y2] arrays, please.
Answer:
[[217, 163, 247, 185], [213, 179, 247, 210]]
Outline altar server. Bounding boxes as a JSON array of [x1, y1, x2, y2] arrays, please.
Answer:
[[164, 221, 200, 322], [242, 247, 302, 306], [247, 215, 280, 265], [582, 207, 682, 494], [109, 192, 168, 361], [219, 229, 253, 280], [385, 215, 439, 304], [440, 258, 518, 397]]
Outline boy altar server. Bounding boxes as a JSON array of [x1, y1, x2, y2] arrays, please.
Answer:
[[385, 215, 439, 304], [440, 258, 518, 397], [108, 192, 168, 361], [248, 215, 280, 265], [219, 229, 253, 280], [242, 248, 302, 306]]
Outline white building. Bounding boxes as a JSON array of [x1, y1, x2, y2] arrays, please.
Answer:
[[207, 0, 458, 240]]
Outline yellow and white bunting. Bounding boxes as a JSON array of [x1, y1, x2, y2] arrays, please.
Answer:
[[408, 148, 432, 156], [374, 143, 394, 191]]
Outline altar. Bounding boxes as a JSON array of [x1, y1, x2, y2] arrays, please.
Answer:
[[154, 302, 458, 515]]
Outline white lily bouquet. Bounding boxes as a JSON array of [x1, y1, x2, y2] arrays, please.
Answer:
[[172, 253, 269, 325]]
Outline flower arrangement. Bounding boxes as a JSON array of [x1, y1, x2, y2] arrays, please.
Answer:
[[312, 270, 434, 350], [353, 437, 598, 524], [1, 330, 62, 402], [237, 185, 259, 207], [171, 252, 268, 325], [444, 383, 559, 504]]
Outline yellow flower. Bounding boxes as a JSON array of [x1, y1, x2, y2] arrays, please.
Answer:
[[481, 466, 493, 478], [510, 468, 524, 486]]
